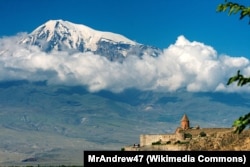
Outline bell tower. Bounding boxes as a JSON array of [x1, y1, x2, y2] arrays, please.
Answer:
[[181, 114, 190, 130]]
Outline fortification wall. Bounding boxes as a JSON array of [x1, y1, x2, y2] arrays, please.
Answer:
[[124, 144, 187, 151], [140, 134, 176, 146], [185, 128, 233, 136], [148, 144, 187, 151]]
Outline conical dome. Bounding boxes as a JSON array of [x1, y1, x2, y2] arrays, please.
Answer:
[[181, 114, 189, 121], [181, 114, 190, 130]]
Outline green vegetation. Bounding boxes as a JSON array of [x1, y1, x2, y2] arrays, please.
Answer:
[[232, 112, 250, 134], [174, 140, 180, 145], [184, 133, 192, 139], [227, 70, 250, 133], [226, 71, 250, 134], [227, 70, 250, 87], [174, 140, 190, 145], [152, 140, 161, 145], [121, 147, 125, 151], [166, 141, 171, 144], [217, 1, 250, 134], [179, 141, 190, 144], [152, 140, 190, 145], [217, 0, 250, 24], [199, 131, 206, 137]]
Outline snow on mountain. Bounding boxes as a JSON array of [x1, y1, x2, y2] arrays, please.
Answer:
[[21, 20, 162, 61], [22, 20, 136, 51]]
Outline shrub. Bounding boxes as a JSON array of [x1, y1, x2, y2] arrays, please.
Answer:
[[199, 131, 206, 137], [152, 140, 161, 145], [179, 141, 190, 144], [121, 147, 125, 151], [174, 140, 190, 145], [184, 133, 192, 139], [174, 140, 181, 144]]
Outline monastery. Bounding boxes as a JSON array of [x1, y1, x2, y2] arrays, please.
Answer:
[[124, 114, 233, 151]]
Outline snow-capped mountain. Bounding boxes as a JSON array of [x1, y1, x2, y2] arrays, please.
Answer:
[[21, 20, 162, 61]]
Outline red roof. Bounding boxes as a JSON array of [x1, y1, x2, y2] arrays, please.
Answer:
[[181, 114, 189, 121]]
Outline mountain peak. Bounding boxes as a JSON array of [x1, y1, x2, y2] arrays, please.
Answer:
[[20, 20, 161, 61], [22, 19, 137, 51]]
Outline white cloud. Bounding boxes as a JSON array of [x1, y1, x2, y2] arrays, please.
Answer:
[[0, 34, 250, 93]]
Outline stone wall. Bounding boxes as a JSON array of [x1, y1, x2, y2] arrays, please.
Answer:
[[140, 134, 177, 146], [124, 144, 187, 151], [139, 128, 233, 147], [185, 128, 233, 136]]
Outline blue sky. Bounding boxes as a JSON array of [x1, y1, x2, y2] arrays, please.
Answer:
[[0, 0, 249, 57]]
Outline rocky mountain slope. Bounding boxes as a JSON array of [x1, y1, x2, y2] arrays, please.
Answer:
[[187, 129, 250, 151], [20, 20, 161, 61]]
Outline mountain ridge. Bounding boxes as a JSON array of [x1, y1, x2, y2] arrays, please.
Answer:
[[20, 19, 162, 61], [22, 19, 137, 50]]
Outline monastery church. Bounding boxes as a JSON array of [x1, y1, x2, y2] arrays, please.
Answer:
[[139, 114, 194, 147], [124, 114, 233, 150]]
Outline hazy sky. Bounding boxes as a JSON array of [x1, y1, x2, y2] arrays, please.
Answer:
[[0, 0, 249, 57]]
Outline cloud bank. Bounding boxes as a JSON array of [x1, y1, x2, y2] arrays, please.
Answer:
[[0, 34, 250, 93]]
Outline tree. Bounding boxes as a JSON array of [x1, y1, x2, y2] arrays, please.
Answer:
[[217, 1, 250, 134], [225, 70, 250, 134], [217, 0, 250, 24]]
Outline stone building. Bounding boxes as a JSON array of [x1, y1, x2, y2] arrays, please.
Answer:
[[139, 114, 189, 147], [123, 114, 234, 151], [181, 114, 190, 130]]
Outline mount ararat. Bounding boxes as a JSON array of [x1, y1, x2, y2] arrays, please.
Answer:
[[20, 20, 161, 61]]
